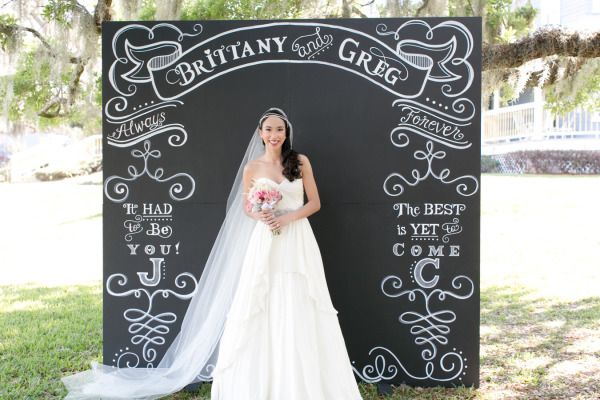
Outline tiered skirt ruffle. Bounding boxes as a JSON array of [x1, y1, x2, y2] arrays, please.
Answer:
[[210, 218, 362, 400]]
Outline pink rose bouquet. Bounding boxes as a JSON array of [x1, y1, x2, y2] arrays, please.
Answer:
[[246, 181, 283, 236]]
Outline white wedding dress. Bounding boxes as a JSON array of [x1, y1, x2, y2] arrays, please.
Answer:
[[210, 176, 363, 400]]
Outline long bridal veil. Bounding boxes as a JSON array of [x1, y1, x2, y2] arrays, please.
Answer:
[[61, 108, 294, 399]]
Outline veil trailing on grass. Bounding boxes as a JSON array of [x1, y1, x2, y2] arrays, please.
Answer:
[[61, 107, 294, 399]]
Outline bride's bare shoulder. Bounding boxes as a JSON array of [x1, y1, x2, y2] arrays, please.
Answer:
[[297, 153, 310, 165], [243, 160, 261, 182], [297, 153, 311, 178], [244, 159, 260, 171]]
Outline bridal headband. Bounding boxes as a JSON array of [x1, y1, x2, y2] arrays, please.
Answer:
[[257, 107, 294, 146], [258, 107, 290, 128]]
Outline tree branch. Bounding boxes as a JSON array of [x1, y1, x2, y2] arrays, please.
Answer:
[[351, 4, 369, 18], [93, 0, 113, 34], [0, 22, 81, 63], [38, 57, 87, 118], [341, 0, 351, 18], [37, 97, 67, 118], [67, 58, 86, 106], [415, 0, 431, 17], [483, 56, 587, 94], [0, 22, 53, 52], [74, 1, 93, 18], [483, 26, 600, 71]]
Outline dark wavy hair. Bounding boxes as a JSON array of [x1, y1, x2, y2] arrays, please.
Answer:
[[258, 108, 303, 182]]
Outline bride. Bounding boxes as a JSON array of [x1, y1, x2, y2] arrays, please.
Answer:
[[61, 107, 363, 400]]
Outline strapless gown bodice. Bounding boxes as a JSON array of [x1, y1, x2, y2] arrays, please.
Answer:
[[254, 176, 304, 212]]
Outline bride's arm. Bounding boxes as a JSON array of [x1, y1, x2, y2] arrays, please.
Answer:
[[283, 154, 321, 223], [242, 163, 270, 222]]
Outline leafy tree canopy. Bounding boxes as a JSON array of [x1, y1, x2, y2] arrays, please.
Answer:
[[0, 0, 598, 133]]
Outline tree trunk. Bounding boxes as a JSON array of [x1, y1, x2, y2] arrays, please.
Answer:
[[416, 0, 449, 17]]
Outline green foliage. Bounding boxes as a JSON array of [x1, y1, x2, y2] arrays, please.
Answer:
[[180, 0, 302, 20], [545, 59, 600, 115], [42, 0, 78, 27], [448, 2, 474, 17], [380, 0, 537, 44], [135, 0, 302, 20], [483, 150, 600, 174], [138, 0, 158, 21], [481, 155, 501, 173], [94, 73, 102, 107], [0, 51, 57, 127], [0, 0, 596, 129], [0, 48, 100, 131], [0, 14, 18, 51], [511, 2, 537, 31], [486, 0, 537, 43]]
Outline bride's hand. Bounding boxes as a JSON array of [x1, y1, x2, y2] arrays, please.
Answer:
[[267, 212, 291, 232], [259, 210, 287, 232], [257, 209, 274, 226], [250, 209, 272, 223]]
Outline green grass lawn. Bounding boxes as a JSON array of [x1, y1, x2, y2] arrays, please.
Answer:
[[0, 285, 102, 399], [1, 174, 599, 399], [0, 283, 479, 400]]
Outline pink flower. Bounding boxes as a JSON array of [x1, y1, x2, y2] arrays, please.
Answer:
[[247, 181, 284, 222]]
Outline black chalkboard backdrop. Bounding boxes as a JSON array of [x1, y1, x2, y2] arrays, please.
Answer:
[[102, 18, 481, 388]]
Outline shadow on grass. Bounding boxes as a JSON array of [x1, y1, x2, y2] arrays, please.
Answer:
[[5, 283, 597, 399], [0, 284, 102, 399], [1, 284, 481, 400], [480, 285, 600, 399]]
